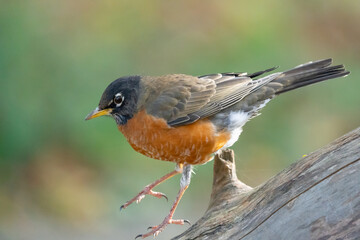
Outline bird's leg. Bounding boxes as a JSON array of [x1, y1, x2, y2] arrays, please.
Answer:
[[120, 164, 183, 210], [137, 165, 193, 239]]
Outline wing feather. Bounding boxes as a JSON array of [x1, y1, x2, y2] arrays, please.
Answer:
[[144, 74, 216, 123], [143, 71, 281, 127]]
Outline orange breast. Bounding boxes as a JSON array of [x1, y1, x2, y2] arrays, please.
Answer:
[[118, 110, 230, 165]]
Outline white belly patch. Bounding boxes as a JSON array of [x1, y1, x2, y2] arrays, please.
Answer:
[[221, 111, 250, 149], [218, 99, 271, 150]]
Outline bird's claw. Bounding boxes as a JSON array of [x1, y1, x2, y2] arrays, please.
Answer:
[[139, 218, 190, 238], [120, 188, 167, 211], [119, 204, 125, 211], [148, 190, 168, 201], [161, 193, 168, 202]]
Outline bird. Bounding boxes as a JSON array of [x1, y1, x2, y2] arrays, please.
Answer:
[[85, 58, 349, 238]]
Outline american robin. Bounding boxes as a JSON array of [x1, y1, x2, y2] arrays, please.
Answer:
[[85, 59, 349, 238]]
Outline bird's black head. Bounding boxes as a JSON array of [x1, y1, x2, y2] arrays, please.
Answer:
[[85, 76, 140, 125]]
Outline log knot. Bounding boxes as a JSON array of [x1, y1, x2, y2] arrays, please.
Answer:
[[208, 149, 252, 210]]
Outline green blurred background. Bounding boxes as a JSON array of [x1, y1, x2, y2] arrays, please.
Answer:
[[1, 1, 359, 239]]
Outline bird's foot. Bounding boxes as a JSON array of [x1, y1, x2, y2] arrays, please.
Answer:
[[120, 185, 168, 211], [132, 166, 191, 238], [120, 169, 181, 211], [135, 217, 190, 239]]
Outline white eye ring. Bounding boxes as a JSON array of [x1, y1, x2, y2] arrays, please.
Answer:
[[114, 93, 124, 107]]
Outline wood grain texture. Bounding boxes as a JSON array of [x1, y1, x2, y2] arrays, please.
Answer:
[[173, 127, 360, 240]]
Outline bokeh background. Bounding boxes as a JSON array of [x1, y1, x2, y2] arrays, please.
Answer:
[[1, 1, 359, 239]]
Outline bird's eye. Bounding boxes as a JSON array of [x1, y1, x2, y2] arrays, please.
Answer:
[[114, 93, 124, 106]]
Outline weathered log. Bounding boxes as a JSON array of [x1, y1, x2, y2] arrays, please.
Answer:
[[173, 127, 360, 240]]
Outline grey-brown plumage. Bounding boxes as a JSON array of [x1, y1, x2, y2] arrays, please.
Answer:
[[136, 58, 348, 127], [228, 59, 349, 114]]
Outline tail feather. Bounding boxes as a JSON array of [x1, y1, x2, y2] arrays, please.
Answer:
[[230, 58, 349, 115], [274, 59, 350, 95], [248, 66, 279, 79], [283, 58, 332, 75]]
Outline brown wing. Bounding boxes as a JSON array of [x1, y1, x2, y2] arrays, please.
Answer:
[[143, 74, 216, 123], [169, 73, 281, 126], [142, 70, 280, 127]]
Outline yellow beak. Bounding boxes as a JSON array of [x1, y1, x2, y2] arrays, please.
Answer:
[[85, 107, 112, 120]]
